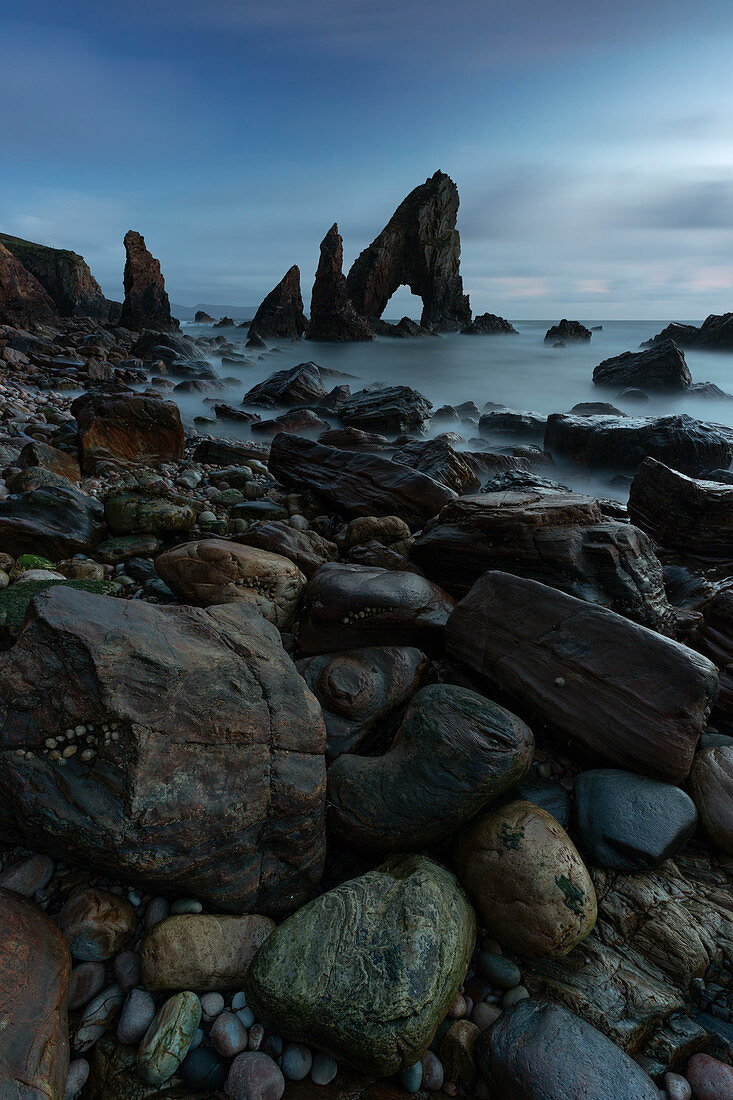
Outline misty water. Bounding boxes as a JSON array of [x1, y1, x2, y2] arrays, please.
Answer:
[[170, 318, 733, 502]]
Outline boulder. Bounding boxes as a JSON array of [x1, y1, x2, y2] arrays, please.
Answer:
[[0, 586, 326, 914], [412, 489, 676, 634], [119, 230, 178, 332], [628, 458, 733, 556], [155, 539, 306, 629], [690, 746, 733, 855], [194, 310, 214, 322], [0, 485, 105, 558], [18, 440, 80, 483], [308, 224, 374, 342], [245, 855, 476, 1076], [328, 683, 533, 851], [0, 578, 114, 648], [317, 427, 391, 451], [696, 590, 733, 715], [446, 572, 718, 782], [392, 438, 481, 493], [345, 170, 471, 332], [476, 999, 660, 1099], [251, 409, 329, 436], [0, 888, 71, 1100], [298, 562, 454, 655], [544, 319, 592, 343], [338, 386, 432, 436], [544, 413, 733, 475], [479, 409, 547, 438], [0, 240, 58, 327], [297, 646, 429, 760], [235, 521, 338, 578], [248, 265, 307, 340], [104, 491, 196, 535], [573, 769, 698, 871], [242, 363, 327, 407], [593, 340, 691, 391], [71, 392, 184, 472], [0, 231, 108, 320], [141, 914, 275, 991], [453, 801, 596, 958], [648, 321, 702, 348], [651, 313, 733, 350], [269, 434, 456, 530], [462, 312, 517, 334], [685, 1053, 733, 1098]]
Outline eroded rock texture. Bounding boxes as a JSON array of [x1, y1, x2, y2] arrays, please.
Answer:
[[0, 241, 58, 327], [446, 572, 718, 782], [628, 458, 733, 556], [248, 265, 307, 340], [338, 385, 433, 436], [650, 313, 733, 350], [593, 340, 691, 391], [72, 392, 185, 473], [0, 232, 109, 320], [308, 224, 374, 342], [0, 586, 326, 914], [697, 589, 733, 715], [392, 438, 481, 493], [345, 171, 471, 331], [119, 230, 178, 332]]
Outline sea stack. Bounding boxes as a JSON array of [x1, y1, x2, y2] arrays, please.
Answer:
[[119, 230, 179, 332], [309, 224, 374, 341]]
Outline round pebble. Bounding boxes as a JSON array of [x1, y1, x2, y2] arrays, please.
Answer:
[[226, 1051, 285, 1100], [114, 948, 141, 991], [248, 1023, 265, 1051], [171, 898, 203, 915], [145, 896, 170, 927], [502, 985, 529, 1009], [421, 1050, 444, 1092], [471, 1001, 502, 1030], [117, 987, 156, 1045], [68, 962, 106, 1011], [0, 853, 54, 896], [447, 993, 467, 1019], [236, 1005, 256, 1028], [211, 1010, 249, 1057], [281, 1042, 312, 1081], [400, 1062, 423, 1094], [231, 990, 248, 1010], [685, 1053, 733, 1098], [478, 951, 521, 989], [201, 991, 225, 1022], [180, 1045, 228, 1090], [664, 1073, 692, 1100], [310, 1051, 338, 1086], [137, 991, 202, 1085], [64, 1058, 90, 1098], [59, 888, 137, 961]]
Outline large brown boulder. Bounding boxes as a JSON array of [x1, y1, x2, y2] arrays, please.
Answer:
[[412, 489, 676, 634], [0, 241, 58, 327], [298, 562, 454, 656], [156, 539, 306, 629], [308, 224, 374, 342], [71, 392, 184, 472], [269, 433, 456, 530], [345, 171, 471, 331], [446, 572, 718, 782], [0, 586, 326, 914], [119, 230, 178, 332], [628, 457, 733, 556], [248, 265, 307, 340], [0, 232, 109, 320], [0, 888, 71, 1100]]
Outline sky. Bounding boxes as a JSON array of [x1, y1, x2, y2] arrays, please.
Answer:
[[2, 1, 733, 319]]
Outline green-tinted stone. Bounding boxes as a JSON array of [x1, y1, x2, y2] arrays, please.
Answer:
[[245, 855, 476, 1077], [104, 492, 196, 535], [210, 488, 244, 507], [137, 991, 202, 1086], [477, 951, 521, 989], [96, 535, 162, 564], [0, 579, 116, 645]]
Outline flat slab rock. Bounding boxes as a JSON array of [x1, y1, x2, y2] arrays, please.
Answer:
[[446, 571, 718, 782], [0, 586, 326, 914], [628, 457, 733, 556]]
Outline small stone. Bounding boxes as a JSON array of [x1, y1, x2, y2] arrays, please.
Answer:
[[0, 854, 54, 896], [117, 987, 156, 1045], [664, 1072, 692, 1100], [447, 993, 467, 1019], [261, 1033, 283, 1061], [59, 887, 137, 961], [439, 1020, 480, 1093], [145, 896, 170, 927], [64, 1058, 90, 1098], [400, 1062, 423, 1093], [137, 991, 202, 1085], [477, 951, 521, 989], [248, 1023, 265, 1050], [68, 961, 106, 1011], [310, 1051, 338, 1086], [281, 1042, 312, 1081], [421, 1050, 444, 1092], [211, 1010, 249, 1057], [180, 1045, 228, 1090], [226, 1051, 285, 1100], [236, 1005, 256, 1028], [114, 948, 141, 991], [502, 985, 529, 1009], [471, 1002, 501, 1030], [685, 1052, 733, 1098], [200, 991, 225, 1021], [171, 898, 203, 914], [232, 990, 248, 1010], [74, 984, 125, 1052]]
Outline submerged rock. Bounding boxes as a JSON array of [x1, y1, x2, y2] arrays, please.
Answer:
[[628, 457, 733, 556], [593, 340, 691, 391], [462, 312, 517, 334], [308, 224, 374, 342], [119, 229, 178, 332], [248, 265, 307, 340], [544, 319, 592, 343]]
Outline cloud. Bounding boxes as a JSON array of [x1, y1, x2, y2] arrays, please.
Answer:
[[623, 179, 733, 229]]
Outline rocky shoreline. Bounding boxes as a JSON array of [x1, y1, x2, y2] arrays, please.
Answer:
[[1, 181, 733, 1100]]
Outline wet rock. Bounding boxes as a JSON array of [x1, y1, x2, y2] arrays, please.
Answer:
[[0, 852, 54, 896], [447, 572, 717, 782], [18, 440, 80, 483], [0, 231, 108, 320], [412, 489, 676, 634], [226, 1052, 284, 1100], [117, 988, 157, 1045], [59, 887, 137, 961], [72, 392, 185, 472], [297, 645, 429, 760], [317, 426, 391, 451], [298, 562, 454, 655], [594, 340, 691, 391], [476, 998, 660, 1098], [141, 914, 275, 991], [690, 746, 733, 855], [243, 363, 327, 407], [328, 683, 533, 851], [235, 521, 338, 578], [119, 230, 178, 332], [0, 485, 105, 558], [697, 590, 733, 715], [68, 962, 106, 1011], [462, 312, 518, 334], [104, 491, 196, 535], [137, 992, 201, 1085], [193, 439, 270, 467], [628, 458, 733, 556], [338, 385, 432, 436], [251, 409, 329, 436], [479, 409, 547, 438], [156, 539, 305, 629], [345, 171, 471, 332], [573, 769, 698, 870], [248, 265, 306, 340], [0, 240, 58, 326], [245, 855, 476, 1076], [65, 1057, 90, 1098], [439, 1019, 479, 1092], [308, 224, 374, 342], [195, 310, 214, 322], [544, 413, 733, 475], [74, 984, 125, 1053], [0, 586, 326, 914], [392, 438, 481, 493], [0, 888, 71, 1099], [454, 800, 596, 957], [269, 434, 455, 530], [685, 1052, 733, 1098], [513, 775, 572, 829], [544, 319, 592, 343], [570, 401, 626, 416], [335, 514, 412, 552]]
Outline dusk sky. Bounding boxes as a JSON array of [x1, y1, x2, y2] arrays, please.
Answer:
[[3, 0, 733, 318]]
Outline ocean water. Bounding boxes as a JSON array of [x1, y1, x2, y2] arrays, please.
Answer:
[[171, 319, 733, 501]]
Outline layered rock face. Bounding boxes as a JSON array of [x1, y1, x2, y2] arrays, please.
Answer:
[[247, 265, 307, 340], [338, 385, 433, 435], [308, 224, 374, 341], [0, 241, 58, 327], [628, 458, 733, 555], [697, 589, 733, 715], [446, 572, 718, 782], [0, 586, 326, 914], [593, 340, 691, 391], [0, 888, 71, 1100], [0, 232, 109, 320], [72, 392, 185, 472], [412, 489, 677, 634], [119, 230, 178, 332], [242, 363, 327, 407], [345, 171, 471, 331]]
